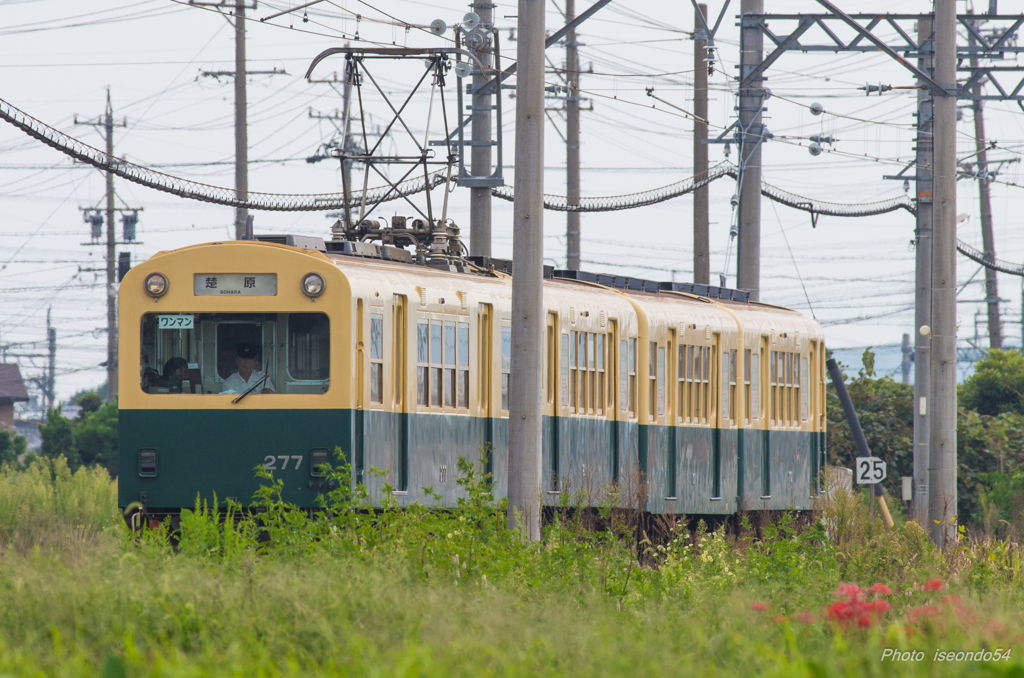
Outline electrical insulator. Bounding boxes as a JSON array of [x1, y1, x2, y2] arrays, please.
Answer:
[[118, 252, 131, 282], [84, 212, 103, 241], [122, 211, 138, 242]]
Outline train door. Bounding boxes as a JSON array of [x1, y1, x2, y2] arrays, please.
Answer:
[[608, 318, 619, 484], [393, 295, 408, 492], [808, 339, 820, 495], [547, 312, 560, 492], [710, 332, 722, 500], [355, 299, 365, 485], [478, 303, 494, 477]]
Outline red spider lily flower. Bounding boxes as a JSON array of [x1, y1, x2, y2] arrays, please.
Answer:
[[908, 605, 940, 623], [941, 595, 961, 606], [921, 578, 944, 591], [866, 600, 890, 613], [751, 601, 769, 612], [796, 610, 814, 624], [835, 583, 863, 600], [869, 583, 894, 596], [771, 614, 786, 625], [858, 612, 873, 627]]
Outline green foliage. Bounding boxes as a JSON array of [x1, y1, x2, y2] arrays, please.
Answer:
[[961, 348, 1024, 415], [0, 429, 26, 466], [826, 356, 914, 497], [37, 400, 119, 478], [73, 400, 118, 476], [39, 406, 80, 471], [74, 392, 104, 417], [0, 459, 1023, 676]]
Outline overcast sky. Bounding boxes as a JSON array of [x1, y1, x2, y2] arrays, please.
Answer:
[[2, 0, 1022, 402]]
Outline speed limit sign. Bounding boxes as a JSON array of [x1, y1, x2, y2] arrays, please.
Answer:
[[855, 457, 887, 484]]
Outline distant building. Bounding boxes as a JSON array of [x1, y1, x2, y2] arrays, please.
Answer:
[[0, 364, 30, 430]]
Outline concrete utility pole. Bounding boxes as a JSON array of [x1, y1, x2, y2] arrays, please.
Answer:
[[693, 3, 710, 285], [968, 11, 1002, 349], [737, 0, 764, 301], [46, 308, 56, 406], [913, 17, 933, 527], [901, 332, 912, 385], [470, 2, 495, 258], [930, 0, 958, 546], [104, 91, 118, 400], [75, 88, 126, 402], [234, 0, 249, 240], [565, 0, 582, 270], [508, 0, 544, 541]]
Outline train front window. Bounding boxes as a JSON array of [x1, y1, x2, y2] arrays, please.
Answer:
[[140, 312, 329, 395]]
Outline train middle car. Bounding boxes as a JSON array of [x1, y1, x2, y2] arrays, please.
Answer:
[[118, 236, 827, 518]]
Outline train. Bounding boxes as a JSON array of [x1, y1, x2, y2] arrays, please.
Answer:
[[118, 219, 828, 524]]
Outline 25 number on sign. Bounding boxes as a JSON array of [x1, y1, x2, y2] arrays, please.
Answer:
[[265, 455, 303, 471], [855, 456, 886, 484]]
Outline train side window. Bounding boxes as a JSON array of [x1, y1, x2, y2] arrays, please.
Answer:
[[458, 322, 470, 409], [369, 314, 383, 404], [647, 343, 656, 418], [579, 332, 588, 413], [444, 320, 456, 408], [721, 351, 730, 423], [769, 350, 777, 425], [561, 334, 569, 407], [619, 340, 628, 414], [430, 320, 443, 407], [628, 338, 637, 417], [657, 346, 666, 417], [501, 326, 511, 411], [569, 331, 578, 412], [729, 349, 737, 424], [595, 333, 604, 416], [801, 356, 808, 422], [416, 321, 429, 406]]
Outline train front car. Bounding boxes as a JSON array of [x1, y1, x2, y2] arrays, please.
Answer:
[[119, 240, 348, 523]]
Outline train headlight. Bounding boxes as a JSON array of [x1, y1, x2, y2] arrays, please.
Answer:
[[301, 272, 325, 298], [144, 273, 168, 298]]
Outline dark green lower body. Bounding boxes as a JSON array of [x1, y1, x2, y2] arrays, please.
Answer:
[[119, 409, 824, 514]]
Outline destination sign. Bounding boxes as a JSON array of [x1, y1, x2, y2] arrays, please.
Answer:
[[193, 273, 277, 296]]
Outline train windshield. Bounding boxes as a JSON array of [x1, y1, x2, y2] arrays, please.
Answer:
[[140, 312, 329, 395]]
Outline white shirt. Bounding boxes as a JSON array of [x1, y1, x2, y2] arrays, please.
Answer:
[[223, 369, 275, 394]]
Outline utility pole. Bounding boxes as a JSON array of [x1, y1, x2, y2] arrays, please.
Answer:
[[192, 1, 266, 239], [693, 3, 710, 285], [508, 0, 544, 541], [470, 2, 495, 258], [234, 0, 248, 240], [930, 0, 958, 546], [737, 0, 764, 300], [968, 10, 1002, 349], [901, 332, 912, 385], [913, 17, 933, 528], [77, 89, 125, 402], [46, 308, 56, 407], [565, 0, 581, 270], [104, 92, 118, 400]]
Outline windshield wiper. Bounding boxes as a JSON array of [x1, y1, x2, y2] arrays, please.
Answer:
[[232, 374, 268, 404]]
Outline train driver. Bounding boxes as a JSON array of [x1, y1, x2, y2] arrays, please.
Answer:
[[223, 343, 275, 394]]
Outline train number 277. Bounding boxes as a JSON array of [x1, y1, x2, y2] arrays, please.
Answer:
[[264, 455, 304, 470]]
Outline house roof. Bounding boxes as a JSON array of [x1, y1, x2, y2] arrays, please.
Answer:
[[0, 364, 30, 402]]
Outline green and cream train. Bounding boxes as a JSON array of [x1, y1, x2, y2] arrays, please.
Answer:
[[118, 234, 827, 521]]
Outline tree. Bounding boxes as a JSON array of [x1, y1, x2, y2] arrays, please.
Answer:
[[75, 399, 118, 477], [75, 391, 104, 418], [826, 349, 914, 497], [0, 429, 27, 466], [960, 349, 1024, 415], [39, 406, 81, 471]]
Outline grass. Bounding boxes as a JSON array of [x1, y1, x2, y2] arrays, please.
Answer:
[[0, 456, 1022, 677]]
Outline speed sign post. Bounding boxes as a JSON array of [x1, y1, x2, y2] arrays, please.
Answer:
[[855, 457, 887, 485]]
